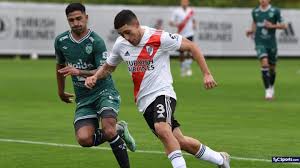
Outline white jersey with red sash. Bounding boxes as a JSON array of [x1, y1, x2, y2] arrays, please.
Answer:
[[171, 7, 194, 37], [107, 26, 183, 112]]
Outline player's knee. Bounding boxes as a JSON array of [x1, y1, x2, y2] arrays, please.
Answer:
[[176, 137, 188, 150], [103, 127, 117, 140], [261, 61, 269, 68], [76, 134, 94, 147]]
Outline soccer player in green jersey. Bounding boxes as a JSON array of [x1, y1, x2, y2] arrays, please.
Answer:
[[246, 0, 287, 100], [55, 3, 135, 168]]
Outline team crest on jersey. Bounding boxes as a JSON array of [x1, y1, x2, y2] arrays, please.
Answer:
[[268, 12, 274, 18], [146, 45, 154, 56], [85, 43, 93, 54]]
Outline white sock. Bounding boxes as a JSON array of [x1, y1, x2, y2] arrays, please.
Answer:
[[186, 59, 193, 68], [180, 62, 185, 71], [195, 144, 223, 165], [168, 150, 187, 168]]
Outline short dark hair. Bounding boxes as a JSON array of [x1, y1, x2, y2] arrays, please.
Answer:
[[114, 10, 138, 29], [65, 3, 86, 16]]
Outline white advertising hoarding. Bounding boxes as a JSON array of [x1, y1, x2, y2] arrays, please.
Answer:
[[0, 2, 299, 57]]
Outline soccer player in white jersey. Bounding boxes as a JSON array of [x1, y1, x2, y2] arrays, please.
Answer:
[[85, 10, 230, 168], [170, 0, 196, 77]]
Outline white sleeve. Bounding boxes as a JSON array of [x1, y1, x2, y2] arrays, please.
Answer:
[[106, 42, 123, 66], [160, 31, 183, 51], [191, 8, 195, 20]]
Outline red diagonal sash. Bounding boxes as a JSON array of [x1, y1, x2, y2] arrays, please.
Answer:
[[178, 9, 194, 33], [132, 30, 162, 102]]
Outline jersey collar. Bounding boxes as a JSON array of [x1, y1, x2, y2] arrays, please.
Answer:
[[259, 5, 271, 12], [69, 29, 92, 44]]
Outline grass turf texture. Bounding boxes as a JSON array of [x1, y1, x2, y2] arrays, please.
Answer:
[[0, 59, 299, 168]]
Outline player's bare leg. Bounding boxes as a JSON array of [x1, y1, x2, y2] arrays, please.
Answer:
[[173, 128, 230, 168], [75, 116, 131, 168], [75, 122, 98, 147], [155, 122, 187, 168]]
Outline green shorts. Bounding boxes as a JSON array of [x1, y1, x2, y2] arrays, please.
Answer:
[[255, 45, 278, 65], [74, 89, 120, 124]]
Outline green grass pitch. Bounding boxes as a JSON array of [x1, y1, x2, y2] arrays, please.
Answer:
[[0, 59, 299, 168]]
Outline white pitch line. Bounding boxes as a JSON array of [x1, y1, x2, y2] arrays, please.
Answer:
[[0, 138, 272, 163]]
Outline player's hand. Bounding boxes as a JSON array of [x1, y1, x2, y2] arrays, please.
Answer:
[[58, 92, 74, 103], [58, 66, 80, 77], [203, 74, 217, 89], [264, 20, 274, 29], [85, 75, 97, 89], [246, 30, 254, 37]]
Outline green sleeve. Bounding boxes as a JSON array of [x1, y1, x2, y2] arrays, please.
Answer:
[[276, 8, 284, 23], [251, 9, 256, 22], [93, 38, 108, 68], [54, 38, 65, 64]]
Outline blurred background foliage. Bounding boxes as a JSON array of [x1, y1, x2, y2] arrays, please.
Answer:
[[1, 0, 300, 8]]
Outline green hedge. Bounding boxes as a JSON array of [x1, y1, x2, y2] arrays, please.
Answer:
[[1, 0, 300, 8]]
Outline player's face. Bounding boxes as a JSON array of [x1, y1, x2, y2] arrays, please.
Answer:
[[259, 0, 270, 7], [181, 0, 189, 8], [67, 11, 88, 35], [117, 20, 142, 46]]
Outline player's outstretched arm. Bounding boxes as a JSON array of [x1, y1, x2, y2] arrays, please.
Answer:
[[179, 38, 217, 89], [57, 66, 98, 77], [56, 64, 74, 103], [85, 63, 117, 89]]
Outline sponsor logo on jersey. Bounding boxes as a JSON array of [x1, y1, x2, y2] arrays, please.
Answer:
[[62, 46, 68, 50], [126, 60, 154, 72], [278, 22, 298, 44], [85, 43, 93, 54], [67, 59, 94, 70], [125, 51, 130, 56], [257, 22, 265, 27]]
